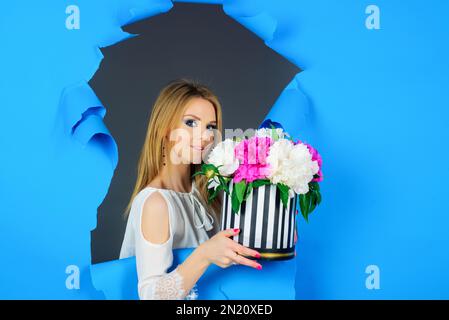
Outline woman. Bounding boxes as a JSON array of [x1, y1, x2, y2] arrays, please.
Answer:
[[119, 78, 262, 300]]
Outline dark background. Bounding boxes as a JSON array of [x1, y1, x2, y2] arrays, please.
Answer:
[[89, 2, 300, 264]]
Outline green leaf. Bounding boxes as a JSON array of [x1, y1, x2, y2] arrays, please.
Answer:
[[306, 192, 312, 215], [191, 171, 204, 178], [252, 179, 271, 188], [277, 183, 289, 193], [299, 193, 310, 223], [234, 181, 247, 203], [216, 176, 230, 194], [222, 176, 231, 186], [309, 181, 320, 191], [223, 182, 230, 195], [244, 182, 253, 201], [202, 163, 217, 171], [309, 191, 317, 214], [231, 186, 241, 214], [218, 176, 228, 189], [316, 190, 322, 205], [277, 183, 290, 208]]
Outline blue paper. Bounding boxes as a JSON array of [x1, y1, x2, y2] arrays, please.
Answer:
[[1, 0, 449, 299], [91, 248, 296, 300]]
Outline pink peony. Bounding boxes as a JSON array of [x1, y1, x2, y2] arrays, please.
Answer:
[[233, 136, 273, 183], [233, 164, 272, 183]]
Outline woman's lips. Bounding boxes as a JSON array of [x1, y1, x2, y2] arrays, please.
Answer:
[[191, 146, 204, 151]]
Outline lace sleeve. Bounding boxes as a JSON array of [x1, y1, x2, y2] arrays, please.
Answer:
[[139, 266, 199, 300]]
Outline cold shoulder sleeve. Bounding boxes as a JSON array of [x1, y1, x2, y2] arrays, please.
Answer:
[[133, 189, 198, 300]]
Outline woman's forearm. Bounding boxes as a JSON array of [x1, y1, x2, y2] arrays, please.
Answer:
[[176, 245, 210, 297]]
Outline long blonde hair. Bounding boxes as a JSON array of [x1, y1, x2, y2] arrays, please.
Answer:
[[124, 78, 223, 223]]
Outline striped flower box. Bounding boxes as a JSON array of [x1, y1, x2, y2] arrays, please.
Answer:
[[221, 181, 297, 261]]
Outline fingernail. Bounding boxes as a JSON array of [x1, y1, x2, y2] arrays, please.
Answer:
[[233, 228, 240, 233], [254, 253, 261, 258], [256, 264, 262, 270]]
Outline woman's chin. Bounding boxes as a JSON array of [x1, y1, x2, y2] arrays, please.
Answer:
[[192, 156, 203, 164], [189, 149, 202, 163], [188, 152, 202, 164]]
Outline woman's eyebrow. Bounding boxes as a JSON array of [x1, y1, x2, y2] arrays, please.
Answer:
[[184, 114, 217, 124], [184, 114, 201, 120]]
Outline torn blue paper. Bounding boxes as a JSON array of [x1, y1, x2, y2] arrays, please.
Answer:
[[117, 0, 173, 26], [91, 248, 296, 299], [2, 0, 449, 300], [57, 81, 118, 169]]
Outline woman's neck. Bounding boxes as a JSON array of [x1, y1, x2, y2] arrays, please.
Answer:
[[153, 163, 192, 193]]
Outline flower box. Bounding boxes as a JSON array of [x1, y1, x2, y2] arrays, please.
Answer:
[[221, 180, 298, 260], [193, 120, 323, 261]]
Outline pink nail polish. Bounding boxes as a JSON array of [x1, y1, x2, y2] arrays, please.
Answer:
[[233, 228, 240, 233], [255, 253, 261, 258], [256, 264, 262, 270]]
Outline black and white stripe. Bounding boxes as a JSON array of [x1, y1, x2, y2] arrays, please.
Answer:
[[221, 181, 297, 257]]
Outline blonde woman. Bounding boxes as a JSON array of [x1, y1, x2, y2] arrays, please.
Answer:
[[119, 79, 262, 300]]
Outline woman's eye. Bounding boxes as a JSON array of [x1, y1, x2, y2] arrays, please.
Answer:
[[184, 119, 197, 127], [207, 124, 217, 130]]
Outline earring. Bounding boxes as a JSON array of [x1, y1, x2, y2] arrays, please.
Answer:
[[162, 144, 166, 166]]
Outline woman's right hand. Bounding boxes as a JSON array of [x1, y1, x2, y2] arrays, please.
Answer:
[[197, 228, 262, 270]]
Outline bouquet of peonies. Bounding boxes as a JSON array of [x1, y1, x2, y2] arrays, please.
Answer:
[[193, 120, 323, 260], [194, 121, 323, 222]]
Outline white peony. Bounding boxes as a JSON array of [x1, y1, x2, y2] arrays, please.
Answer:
[[266, 139, 319, 195], [206, 139, 240, 176], [255, 127, 290, 140]]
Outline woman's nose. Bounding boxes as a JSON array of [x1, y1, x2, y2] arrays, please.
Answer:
[[191, 125, 214, 145], [201, 126, 215, 142]]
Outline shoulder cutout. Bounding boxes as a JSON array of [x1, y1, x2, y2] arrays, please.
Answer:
[[140, 190, 172, 246]]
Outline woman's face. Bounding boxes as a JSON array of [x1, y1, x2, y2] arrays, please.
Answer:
[[168, 97, 218, 165]]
